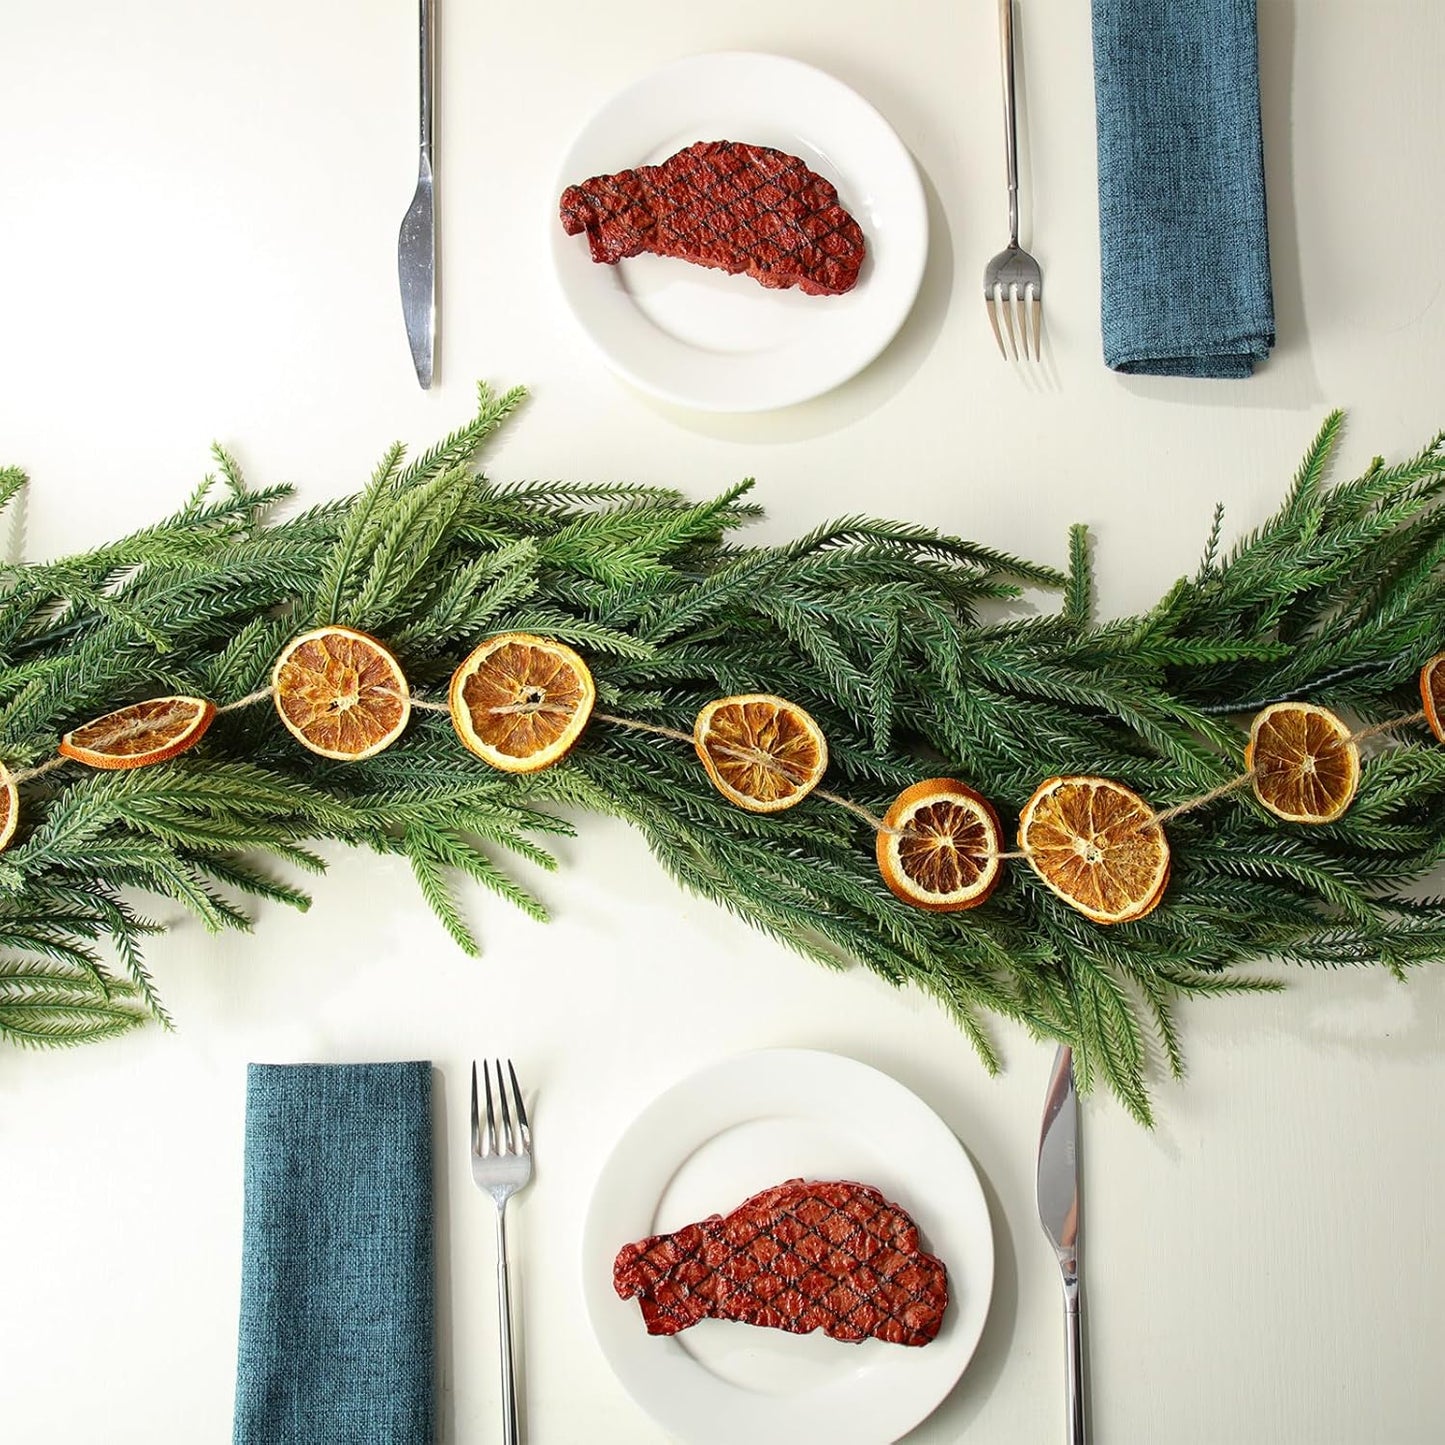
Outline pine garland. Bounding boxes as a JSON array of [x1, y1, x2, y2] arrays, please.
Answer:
[[3, 388, 1444, 1122]]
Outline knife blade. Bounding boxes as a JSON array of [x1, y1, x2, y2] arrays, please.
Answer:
[[398, 0, 435, 388], [1037, 1044, 1086, 1445]]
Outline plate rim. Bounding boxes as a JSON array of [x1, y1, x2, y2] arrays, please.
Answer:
[[549, 51, 929, 413], [581, 1046, 994, 1445]]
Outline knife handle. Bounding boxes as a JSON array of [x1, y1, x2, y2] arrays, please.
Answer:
[[1064, 1283, 1086, 1445], [417, 0, 433, 161]]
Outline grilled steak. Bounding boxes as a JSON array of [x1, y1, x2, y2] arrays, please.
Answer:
[[559, 140, 866, 297], [613, 1178, 948, 1345]]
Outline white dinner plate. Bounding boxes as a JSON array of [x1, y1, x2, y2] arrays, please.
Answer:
[[550, 52, 928, 412], [582, 1049, 993, 1445]]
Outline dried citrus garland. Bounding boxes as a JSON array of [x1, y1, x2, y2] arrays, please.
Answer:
[[0, 760, 17, 853], [449, 633, 596, 773], [271, 626, 411, 762], [3, 635, 1443, 928], [57, 695, 216, 770], [876, 779, 1002, 912], [1018, 776, 1171, 925], [1245, 701, 1360, 825], [693, 694, 828, 813], [1421, 653, 1445, 743]]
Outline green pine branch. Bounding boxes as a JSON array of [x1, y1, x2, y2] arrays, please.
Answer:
[[2, 396, 1444, 1123]]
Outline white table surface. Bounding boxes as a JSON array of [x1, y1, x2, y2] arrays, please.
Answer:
[[2, 2, 1443, 1442]]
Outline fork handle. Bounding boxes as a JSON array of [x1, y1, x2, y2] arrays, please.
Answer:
[[999, 0, 1020, 246], [495, 1205, 519, 1445]]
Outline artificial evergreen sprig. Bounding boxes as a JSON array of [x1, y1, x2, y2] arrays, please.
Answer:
[[2, 385, 1443, 1123]]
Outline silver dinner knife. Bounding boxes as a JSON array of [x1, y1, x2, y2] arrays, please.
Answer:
[[1037, 1044, 1086, 1444], [398, 0, 435, 388]]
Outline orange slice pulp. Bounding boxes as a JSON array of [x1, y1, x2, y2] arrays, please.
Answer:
[[449, 633, 595, 773], [876, 778, 1003, 911], [693, 694, 828, 813], [58, 695, 216, 770], [1019, 774, 1170, 925], [271, 625, 411, 761], [1245, 701, 1360, 824]]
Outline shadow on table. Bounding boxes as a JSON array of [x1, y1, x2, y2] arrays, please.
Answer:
[[865, 1047, 1020, 1442], [433, 1065, 458, 1445], [907, 1157, 1021, 1442], [626, 159, 955, 445], [1111, 0, 1323, 412], [1201, 955, 1445, 1064], [1124, 946, 1445, 1162]]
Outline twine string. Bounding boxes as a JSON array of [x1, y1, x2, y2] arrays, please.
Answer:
[[484, 700, 576, 718], [222, 684, 1443, 854], [1349, 708, 1427, 744], [218, 686, 274, 714], [597, 710, 913, 837], [814, 788, 897, 834], [594, 701, 1439, 857], [1148, 770, 1258, 828], [1, 665, 1436, 870], [9, 756, 68, 786], [594, 710, 692, 746]]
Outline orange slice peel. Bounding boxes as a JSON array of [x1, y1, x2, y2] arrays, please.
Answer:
[[272, 625, 411, 761], [1019, 774, 1171, 925], [1421, 653, 1445, 744], [694, 693, 828, 813], [449, 632, 595, 773], [876, 777, 1003, 912], [0, 760, 17, 851], [58, 695, 216, 771], [1245, 701, 1360, 824]]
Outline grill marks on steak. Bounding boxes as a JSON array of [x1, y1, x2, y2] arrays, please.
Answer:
[[613, 1178, 948, 1346], [559, 140, 866, 297]]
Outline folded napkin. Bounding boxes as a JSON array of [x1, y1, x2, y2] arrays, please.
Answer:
[[1091, 0, 1275, 376], [234, 1062, 435, 1445]]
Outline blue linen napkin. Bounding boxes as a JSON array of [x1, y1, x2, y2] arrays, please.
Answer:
[[233, 1062, 435, 1445], [1091, 0, 1275, 376]]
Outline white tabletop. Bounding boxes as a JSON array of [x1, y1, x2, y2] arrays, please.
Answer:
[[2, 2, 1443, 1442]]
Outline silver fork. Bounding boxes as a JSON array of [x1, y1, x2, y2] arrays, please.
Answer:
[[984, 0, 1043, 361], [471, 1059, 534, 1445]]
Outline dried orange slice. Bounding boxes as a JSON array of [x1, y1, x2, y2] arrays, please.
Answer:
[[449, 632, 595, 773], [1019, 775, 1171, 925], [694, 694, 828, 813], [1421, 653, 1445, 743], [876, 778, 1003, 912], [0, 760, 17, 851], [1245, 701, 1359, 824], [59, 695, 216, 770], [272, 625, 410, 761]]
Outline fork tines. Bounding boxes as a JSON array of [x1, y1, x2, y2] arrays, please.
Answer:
[[471, 1058, 531, 1157], [985, 274, 1043, 362]]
